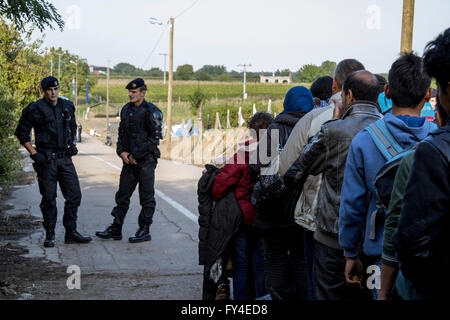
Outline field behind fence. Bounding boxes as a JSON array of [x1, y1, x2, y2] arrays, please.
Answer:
[[86, 79, 311, 128]]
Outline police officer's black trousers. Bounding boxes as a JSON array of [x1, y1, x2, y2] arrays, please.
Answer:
[[33, 156, 82, 233], [110, 160, 156, 227]]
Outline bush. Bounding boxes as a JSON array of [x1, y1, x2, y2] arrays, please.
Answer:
[[0, 87, 21, 184]]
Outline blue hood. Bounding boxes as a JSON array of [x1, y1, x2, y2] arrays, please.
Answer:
[[282, 86, 314, 114], [383, 113, 434, 147]]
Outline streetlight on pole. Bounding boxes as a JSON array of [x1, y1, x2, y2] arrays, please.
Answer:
[[57, 53, 63, 80], [238, 63, 251, 100], [159, 53, 168, 84]]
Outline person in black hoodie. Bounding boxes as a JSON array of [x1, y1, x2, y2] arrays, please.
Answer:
[[251, 86, 314, 300]]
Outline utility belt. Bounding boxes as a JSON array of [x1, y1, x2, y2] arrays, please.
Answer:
[[37, 149, 68, 160]]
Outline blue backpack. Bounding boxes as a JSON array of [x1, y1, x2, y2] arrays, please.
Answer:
[[365, 119, 437, 240]]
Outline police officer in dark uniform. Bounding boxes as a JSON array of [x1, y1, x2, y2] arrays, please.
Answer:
[[96, 78, 163, 243], [14, 76, 92, 248]]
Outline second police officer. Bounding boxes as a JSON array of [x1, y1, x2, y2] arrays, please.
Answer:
[[14, 76, 92, 247], [96, 78, 163, 243]]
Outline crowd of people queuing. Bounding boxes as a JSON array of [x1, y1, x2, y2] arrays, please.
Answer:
[[197, 27, 449, 301]]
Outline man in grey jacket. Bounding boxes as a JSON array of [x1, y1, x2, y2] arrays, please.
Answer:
[[283, 70, 382, 300], [278, 59, 365, 299]]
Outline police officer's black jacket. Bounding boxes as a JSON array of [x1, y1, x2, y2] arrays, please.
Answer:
[[15, 98, 77, 151], [116, 99, 163, 162]]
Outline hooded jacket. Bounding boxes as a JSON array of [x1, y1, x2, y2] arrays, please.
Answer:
[[339, 113, 436, 258], [251, 87, 314, 230], [212, 140, 258, 225]]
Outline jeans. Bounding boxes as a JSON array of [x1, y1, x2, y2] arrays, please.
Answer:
[[262, 224, 307, 300], [233, 227, 266, 300]]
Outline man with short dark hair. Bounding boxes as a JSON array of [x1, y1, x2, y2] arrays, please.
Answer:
[[393, 28, 450, 299], [15, 76, 92, 247], [96, 78, 163, 243], [339, 53, 436, 299], [284, 70, 382, 300]]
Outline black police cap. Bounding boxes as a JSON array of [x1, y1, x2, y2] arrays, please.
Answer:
[[41, 76, 59, 90], [126, 78, 146, 90]]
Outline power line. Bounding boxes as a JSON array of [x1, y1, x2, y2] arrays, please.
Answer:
[[175, 0, 201, 19], [142, 25, 169, 69]]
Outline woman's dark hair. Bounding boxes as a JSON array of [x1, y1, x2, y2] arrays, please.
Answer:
[[310, 76, 333, 101], [248, 112, 273, 139], [423, 27, 450, 94]]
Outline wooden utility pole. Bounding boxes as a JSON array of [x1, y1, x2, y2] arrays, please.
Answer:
[[400, 0, 415, 53], [167, 17, 174, 154]]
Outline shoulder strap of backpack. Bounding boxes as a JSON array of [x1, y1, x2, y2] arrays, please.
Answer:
[[365, 119, 404, 161]]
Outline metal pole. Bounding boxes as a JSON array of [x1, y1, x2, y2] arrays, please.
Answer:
[[167, 17, 174, 154], [50, 58, 53, 76], [400, 0, 415, 53], [58, 54, 61, 79], [243, 68, 247, 100], [106, 63, 110, 129], [160, 53, 168, 84], [75, 61, 78, 107]]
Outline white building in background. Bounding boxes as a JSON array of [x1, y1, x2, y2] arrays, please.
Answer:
[[260, 71, 292, 84]]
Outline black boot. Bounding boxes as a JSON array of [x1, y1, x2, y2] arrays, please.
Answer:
[[128, 225, 151, 243], [95, 223, 122, 240], [65, 230, 92, 244], [44, 230, 55, 248]]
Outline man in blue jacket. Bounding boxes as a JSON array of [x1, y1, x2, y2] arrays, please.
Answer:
[[338, 52, 435, 298]]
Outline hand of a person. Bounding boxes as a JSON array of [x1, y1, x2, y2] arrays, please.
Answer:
[[332, 99, 344, 119], [128, 155, 137, 165], [30, 152, 47, 165], [345, 257, 363, 289], [120, 152, 130, 164]]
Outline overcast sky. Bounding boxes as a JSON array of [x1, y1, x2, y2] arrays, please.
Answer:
[[34, 0, 450, 74]]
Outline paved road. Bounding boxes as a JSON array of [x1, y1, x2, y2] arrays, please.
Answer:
[[5, 134, 205, 299]]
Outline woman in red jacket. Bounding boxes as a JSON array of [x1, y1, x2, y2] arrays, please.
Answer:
[[212, 112, 273, 300]]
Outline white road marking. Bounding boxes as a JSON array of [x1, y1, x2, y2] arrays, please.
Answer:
[[79, 151, 198, 223]]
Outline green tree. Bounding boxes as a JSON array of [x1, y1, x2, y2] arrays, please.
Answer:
[[197, 65, 227, 76], [0, 0, 64, 31], [321, 60, 337, 77], [294, 64, 327, 83], [217, 73, 230, 82], [175, 64, 194, 80], [188, 86, 207, 121], [43, 47, 97, 102], [0, 19, 47, 183], [113, 62, 137, 75], [194, 71, 211, 81], [145, 67, 163, 77]]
